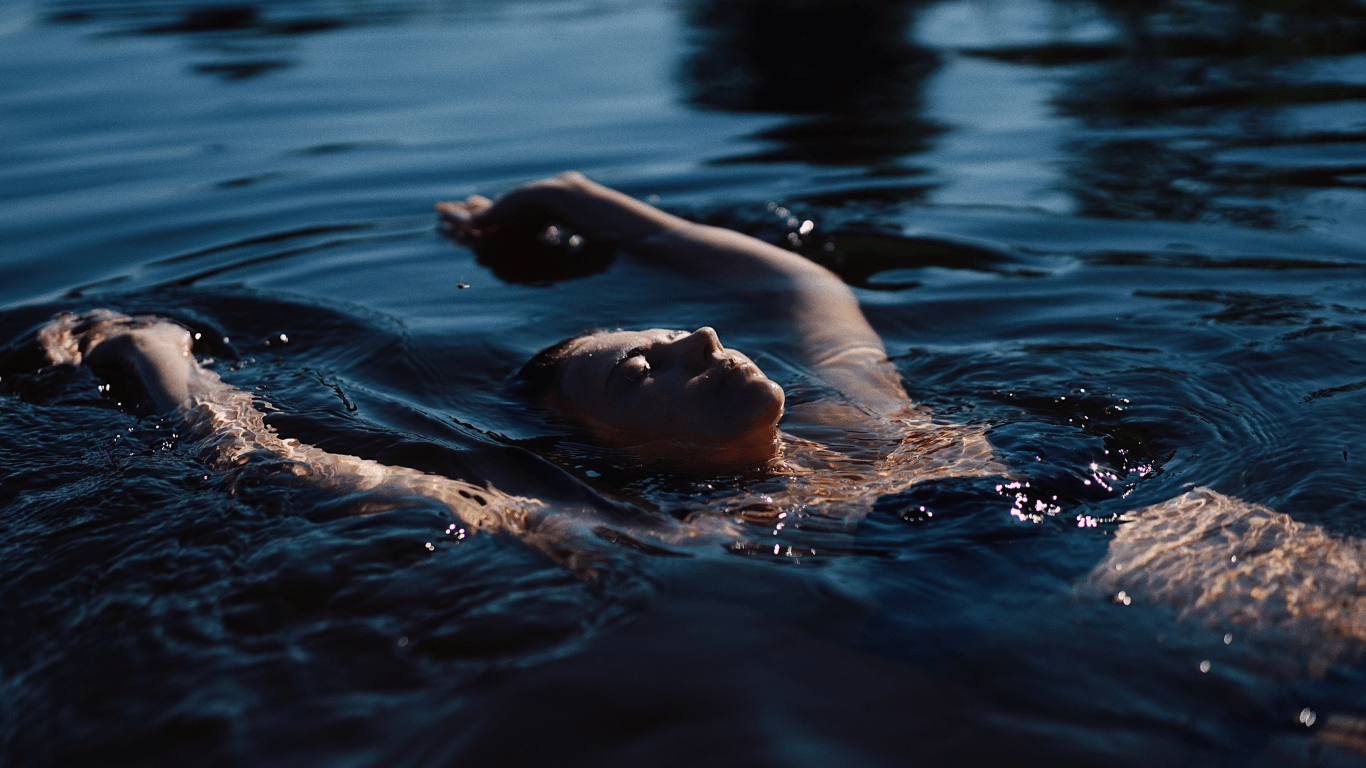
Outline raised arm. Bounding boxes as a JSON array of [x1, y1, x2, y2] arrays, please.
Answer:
[[438, 172, 907, 411]]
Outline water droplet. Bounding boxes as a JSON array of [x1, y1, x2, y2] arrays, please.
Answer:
[[1300, 708, 1316, 726], [1223, 633, 1233, 645], [1199, 660, 1211, 673]]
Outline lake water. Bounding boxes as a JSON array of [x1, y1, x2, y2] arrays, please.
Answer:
[[4, 0, 1366, 765]]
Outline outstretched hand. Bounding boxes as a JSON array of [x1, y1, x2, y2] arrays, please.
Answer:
[[436, 174, 575, 246], [435, 175, 627, 284], [436, 172, 685, 247], [435, 195, 495, 243]]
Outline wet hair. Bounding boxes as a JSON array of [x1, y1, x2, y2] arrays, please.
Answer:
[[513, 331, 599, 397]]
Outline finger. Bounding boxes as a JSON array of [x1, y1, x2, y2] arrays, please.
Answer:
[[435, 201, 480, 240], [435, 200, 471, 222], [464, 195, 493, 216]]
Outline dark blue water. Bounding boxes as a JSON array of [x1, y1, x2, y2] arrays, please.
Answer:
[[4, 1, 1366, 765]]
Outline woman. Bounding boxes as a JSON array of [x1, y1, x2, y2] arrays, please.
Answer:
[[32, 172, 1001, 557], [26, 175, 1366, 658], [436, 169, 909, 458], [444, 171, 1003, 521]]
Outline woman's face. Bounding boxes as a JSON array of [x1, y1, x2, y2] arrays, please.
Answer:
[[545, 327, 785, 459]]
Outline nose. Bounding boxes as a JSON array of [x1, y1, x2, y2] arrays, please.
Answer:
[[673, 327, 723, 370]]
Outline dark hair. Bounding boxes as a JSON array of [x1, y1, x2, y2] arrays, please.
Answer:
[[513, 331, 598, 397]]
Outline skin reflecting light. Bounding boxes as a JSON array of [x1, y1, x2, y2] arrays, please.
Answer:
[[546, 327, 785, 463]]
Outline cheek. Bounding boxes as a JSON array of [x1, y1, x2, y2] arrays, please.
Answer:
[[687, 382, 774, 434], [616, 380, 708, 432], [617, 370, 775, 436]]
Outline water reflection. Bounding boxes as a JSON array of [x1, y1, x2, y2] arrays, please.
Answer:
[[679, 0, 1366, 227], [679, 0, 941, 173], [965, 0, 1366, 226]]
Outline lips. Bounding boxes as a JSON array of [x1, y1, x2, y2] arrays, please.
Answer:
[[710, 357, 760, 392]]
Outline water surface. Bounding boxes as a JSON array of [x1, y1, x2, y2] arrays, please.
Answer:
[[4, 0, 1366, 765]]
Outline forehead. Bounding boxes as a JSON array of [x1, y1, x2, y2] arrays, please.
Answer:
[[555, 329, 680, 396], [568, 329, 680, 358]]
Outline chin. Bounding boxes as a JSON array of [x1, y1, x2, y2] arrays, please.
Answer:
[[687, 381, 783, 463], [727, 378, 785, 435]]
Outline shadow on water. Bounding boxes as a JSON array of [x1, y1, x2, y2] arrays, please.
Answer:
[[679, 0, 943, 175], [43, 0, 410, 32], [41, 0, 416, 81]]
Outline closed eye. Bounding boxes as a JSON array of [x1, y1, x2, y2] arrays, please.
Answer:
[[622, 354, 650, 382], [611, 346, 650, 387]]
